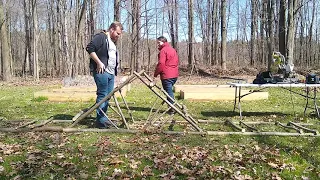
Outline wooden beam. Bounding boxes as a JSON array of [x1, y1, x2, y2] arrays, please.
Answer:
[[180, 90, 268, 100], [174, 84, 231, 92], [1, 127, 320, 137]]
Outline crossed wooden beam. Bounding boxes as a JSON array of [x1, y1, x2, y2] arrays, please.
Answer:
[[70, 70, 202, 132]]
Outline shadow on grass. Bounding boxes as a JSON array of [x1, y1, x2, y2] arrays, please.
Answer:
[[51, 114, 95, 128], [52, 114, 74, 120], [129, 106, 155, 112], [201, 111, 287, 117]]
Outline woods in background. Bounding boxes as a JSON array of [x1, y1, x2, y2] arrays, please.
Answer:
[[0, 0, 319, 81]]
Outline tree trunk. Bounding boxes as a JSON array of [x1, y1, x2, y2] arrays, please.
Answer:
[[286, 0, 296, 66], [279, 0, 286, 57], [72, 0, 87, 77], [267, 0, 275, 71], [56, 0, 62, 76], [130, 0, 141, 73], [307, 0, 315, 67], [89, 0, 95, 38], [205, 0, 212, 65], [61, 0, 71, 76], [220, 0, 227, 70], [0, 0, 11, 81], [188, 0, 194, 69], [250, 0, 257, 66], [31, 0, 39, 80], [114, 0, 120, 21], [259, 0, 267, 66], [211, 1, 219, 66], [166, 0, 178, 50], [174, 0, 179, 52]]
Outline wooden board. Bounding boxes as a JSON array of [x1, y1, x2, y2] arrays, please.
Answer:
[[174, 84, 232, 92], [179, 87, 237, 93], [34, 87, 126, 102], [180, 90, 268, 101]]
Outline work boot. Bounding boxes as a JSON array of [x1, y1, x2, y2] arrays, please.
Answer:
[[96, 120, 112, 129], [167, 108, 175, 115]]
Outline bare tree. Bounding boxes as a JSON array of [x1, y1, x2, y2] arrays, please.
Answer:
[[31, 0, 39, 80], [278, 0, 286, 57], [114, 0, 121, 21], [0, 0, 11, 81], [72, 0, 87, 77], [23, 0, 32, 77], [130, 0, 141, 73], [286, 0, 296, 66], [267, 0, 275, 71], [307, 0, 315, 67], [211, 1, 219, 66], [259, 0, 267, 66], [89, 0, 96, 38], [250, 0, 257, 66], [188, 0, 194, 69], [220, 0, 227, 70]]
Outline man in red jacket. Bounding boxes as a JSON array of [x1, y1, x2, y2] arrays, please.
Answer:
[[153, 36, 179, 114]]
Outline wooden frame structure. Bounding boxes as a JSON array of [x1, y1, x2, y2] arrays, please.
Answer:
[[1, 70, 320, 137]]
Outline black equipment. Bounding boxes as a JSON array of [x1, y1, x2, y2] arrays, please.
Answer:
[[306, 74, 319, 84]]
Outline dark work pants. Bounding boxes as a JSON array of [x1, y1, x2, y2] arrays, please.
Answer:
[[161, 77, 177, 104]]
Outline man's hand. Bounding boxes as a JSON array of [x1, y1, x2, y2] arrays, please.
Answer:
[[96, 62, 105, 74], [149, 78, 157, 87]]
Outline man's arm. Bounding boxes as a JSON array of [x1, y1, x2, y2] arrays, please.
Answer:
[[89, 52, 105, 74], [86, 33, 105, 73], [154, 50, 166, 77]]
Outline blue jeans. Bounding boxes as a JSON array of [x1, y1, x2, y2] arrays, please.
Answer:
[[161, 78, 177, 104], [93, 72, 114, 127]]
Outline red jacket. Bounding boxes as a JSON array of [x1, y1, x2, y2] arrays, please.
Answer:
[[154, 42, 179, 80]]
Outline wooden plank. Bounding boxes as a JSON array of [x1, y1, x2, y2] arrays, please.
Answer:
[[54, 86, 96, 92], [174, 84, 231, 92], [58, 84, 131, 92], [179, 87, 239, 93], [180, 90, 268, 101], [34, 89, 126, 102]]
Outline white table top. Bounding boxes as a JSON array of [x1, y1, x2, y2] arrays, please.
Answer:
[[228, 82, 320, 88]]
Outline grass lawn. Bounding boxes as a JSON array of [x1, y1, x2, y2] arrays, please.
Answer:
[[0, 79, 320, 179]]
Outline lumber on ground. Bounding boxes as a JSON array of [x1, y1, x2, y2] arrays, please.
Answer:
[[34, 87, 127, 102], [174, 84, 231, 92], [180, 89, 268, 100], [1, 127, 319, 136]]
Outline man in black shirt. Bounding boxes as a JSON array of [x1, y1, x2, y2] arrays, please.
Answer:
[[86, 21, 123, 128]]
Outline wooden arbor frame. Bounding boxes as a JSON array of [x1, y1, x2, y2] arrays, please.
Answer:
[[70, 70, 203, 132]]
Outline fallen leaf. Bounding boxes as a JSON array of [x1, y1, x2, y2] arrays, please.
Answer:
[[109, 158, 124, 165], [56, 153, 65, 160], [79, 172, 89, 179], [268, 162, 278, 169], [129, 159, 141, 169], [301, 176, 309, 180], [0, 165, 4, 174]]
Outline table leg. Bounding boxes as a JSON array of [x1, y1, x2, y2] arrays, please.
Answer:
[[313, 87, 320, 118], [233, 86, 238, 111], [238, 86, 242, 119], [304, 87, 309, 116]]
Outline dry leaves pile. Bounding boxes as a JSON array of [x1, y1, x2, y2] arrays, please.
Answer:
[[1, 131, 316, 179]]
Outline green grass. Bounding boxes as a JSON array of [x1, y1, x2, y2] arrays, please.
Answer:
[[0, 82, 320, 179]]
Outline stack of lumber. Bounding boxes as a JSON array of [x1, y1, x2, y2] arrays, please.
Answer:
[[34, 76, 130, 102], [175, 84, 268, 101]]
